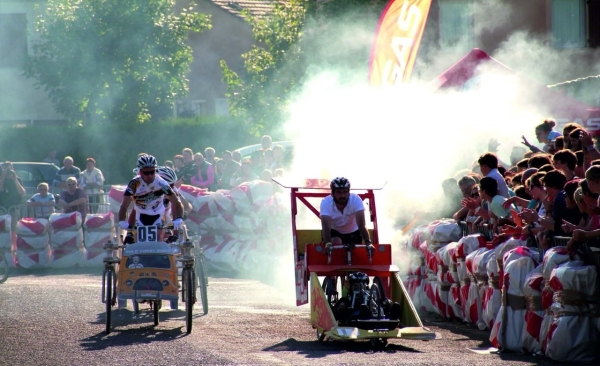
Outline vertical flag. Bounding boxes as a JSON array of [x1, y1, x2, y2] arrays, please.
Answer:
[[368, 0, 433, 86]]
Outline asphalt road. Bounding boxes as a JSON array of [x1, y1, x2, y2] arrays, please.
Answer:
[[0, 268, 562, 366]]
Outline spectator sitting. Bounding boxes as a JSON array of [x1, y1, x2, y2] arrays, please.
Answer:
[[479, 176, 510, 222], [0, 162, 26, 234], [538, 164, 554, 173], [80, 157, 105, 213], [164, 160, 174, 169], [58, 177, 88, 221], [53, 156, 81, 191], [218, 150, 240, 190], [232, 150, 242, 164], [190, 153, 216, 191], [231, 160, 258, 186], [173, 154, 184, 176], [554, 136, 565, 151], [569, 128, 584, 152], [552, 150, 578, 181], [516, 159, 529, 173], [539, 170, 572, 237], [562, 122, 583, 150], [270, 145, 286, 171], [177, 148, 196, 185], [204, 147, 220, 177], [453, 176, 477, 220], [43, 149, 60, 166], [528, 154, 553, 169], [27, 183, 55, 219], [261, 135, 273, 150], [478, 152, 510, 198], [509, 172, 523, 188]]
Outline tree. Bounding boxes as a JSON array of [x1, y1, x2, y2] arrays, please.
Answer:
[[24, 0, 211, 125], [220, 0, 386, 135], [220, 0, 308, 135]]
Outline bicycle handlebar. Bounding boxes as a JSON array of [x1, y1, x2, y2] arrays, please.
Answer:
[[325, 243, 374, 265]]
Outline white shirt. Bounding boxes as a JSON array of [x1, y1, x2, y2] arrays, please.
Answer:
[[124, 175, 174, 215], [486, 168, 509, 198], [320, 193, 365, 234]]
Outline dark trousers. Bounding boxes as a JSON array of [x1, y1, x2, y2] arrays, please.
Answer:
[[327, 229, 362, 244]]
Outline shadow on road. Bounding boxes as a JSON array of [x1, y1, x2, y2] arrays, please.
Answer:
[[264, 337, 422, 359], [82, 307, 207, 349]]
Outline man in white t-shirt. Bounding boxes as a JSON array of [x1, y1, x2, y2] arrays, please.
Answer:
[[320, 177, 373, 252]]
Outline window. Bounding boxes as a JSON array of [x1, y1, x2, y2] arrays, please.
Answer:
[[0, 13, 27, 68], [439, 0, 474, 51], [190, 99, 205, 116], [215, 98, 229, 116], [551, 0, 586, 48]]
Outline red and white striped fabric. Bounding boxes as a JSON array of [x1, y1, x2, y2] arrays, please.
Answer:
[[503, 246, 540, 270], [83, 212, 115, 266], [15, 218, 51, 269], [545, 262, 598, 362], [108, 185, 126, 214], [489, 256, 536, 351], [493, 238, 521, 289], [210, 190, 236, 214], [48, 212, 83, 268], [538, 247, 576, 352], [230, 184, 252, 213], [482, 255, 501, 330], [463, 248, 490, 325], [410, 225, 428, 250], [420, 279, 438, 314], [431, 220, 461, 243], [247, 180, 274, 207], [521, 265, 544, 354], [435, 242, 462, 319], [179, 184, 209, 212]]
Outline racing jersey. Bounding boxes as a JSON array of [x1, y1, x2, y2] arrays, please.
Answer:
[[320, 193, 365, 234], [162, 186, 182, 223], [124, 175, 174, 215]]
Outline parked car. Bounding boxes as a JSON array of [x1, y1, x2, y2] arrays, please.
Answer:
[[234, 141, 293, 161], [11, 162, 59, 196]]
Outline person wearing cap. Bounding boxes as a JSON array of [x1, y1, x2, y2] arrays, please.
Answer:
[[320, 177, 373, 253]]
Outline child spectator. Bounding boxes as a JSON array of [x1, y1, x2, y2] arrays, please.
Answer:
[[27, 183, 55, 219]]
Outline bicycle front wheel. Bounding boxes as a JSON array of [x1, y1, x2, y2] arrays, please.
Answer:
[[0, 252, 9, 284], [183, 268, 194, 333], [196, 257, 208, 315]]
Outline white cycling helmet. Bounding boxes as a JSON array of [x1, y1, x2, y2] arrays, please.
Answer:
[[157, 166, 178, 185], [330, 177, 350, 190], [137, 154, 157, 169]]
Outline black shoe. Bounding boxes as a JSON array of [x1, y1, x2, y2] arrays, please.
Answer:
[[124, 232, 135, 244]]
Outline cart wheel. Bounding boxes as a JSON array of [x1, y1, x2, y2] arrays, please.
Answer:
[[153, 300, 159, 326], [196, 257, 208, 315], [316, 328, 326, 342], [369, 282, 382, 319], [105, 269, 113, 334], [370, 338, 387, 349], [184, 268, 194, 333], [322, 276, 341, 308], [373, 277, 386, 300], [0, 252, 9, 284]]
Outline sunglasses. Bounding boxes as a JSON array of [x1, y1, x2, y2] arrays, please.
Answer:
[[141, 170, 155, 176]]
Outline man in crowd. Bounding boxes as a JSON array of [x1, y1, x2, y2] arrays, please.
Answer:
[[478, 152, 510, 198], [53, 156, 81, 190], [177, 148, 196, 185], [58, 177, 88, 221], [80, 157, 105, 213], [218, 150, 240, 190]]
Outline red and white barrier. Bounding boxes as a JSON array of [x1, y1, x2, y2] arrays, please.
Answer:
[[545, 262, 598, 362], [48, 212, 84, 268], [108, 185, 126, 213], [489, 256, 536, 351], [83, 212, 115, 266], [521, 265, 544, 354], [482, 254, 501, 330], [15, 218, 51, 269]]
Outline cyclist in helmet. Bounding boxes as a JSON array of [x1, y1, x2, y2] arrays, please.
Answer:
[[118, 155, 184, 240], [157, 166, 192, 225], [320, 177, 373, 251]]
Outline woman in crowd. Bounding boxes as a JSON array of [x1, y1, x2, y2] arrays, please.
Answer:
[[522, 119, 562, 153]]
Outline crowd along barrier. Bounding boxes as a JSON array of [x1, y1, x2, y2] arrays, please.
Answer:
[[404, 219, 600, 362]]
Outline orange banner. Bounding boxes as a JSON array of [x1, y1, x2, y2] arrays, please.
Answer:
[[368, 0, 432, 86]]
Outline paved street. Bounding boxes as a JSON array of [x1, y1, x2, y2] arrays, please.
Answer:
[[0, 268, 559, 365]]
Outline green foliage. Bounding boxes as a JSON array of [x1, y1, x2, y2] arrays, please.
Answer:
[[220, 0, 307, 135], [23, 0, 211, 126], [220, 0, 387, 135], [0, 117, 255, 184]]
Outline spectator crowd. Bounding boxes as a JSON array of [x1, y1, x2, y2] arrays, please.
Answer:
[[431, 119, 600, 260], [0, 135, 291, 222]]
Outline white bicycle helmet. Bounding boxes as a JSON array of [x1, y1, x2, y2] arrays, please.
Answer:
[[137, 154, 157, 169], [330, 177, 350, 190], [157, 166, 178, 185]]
